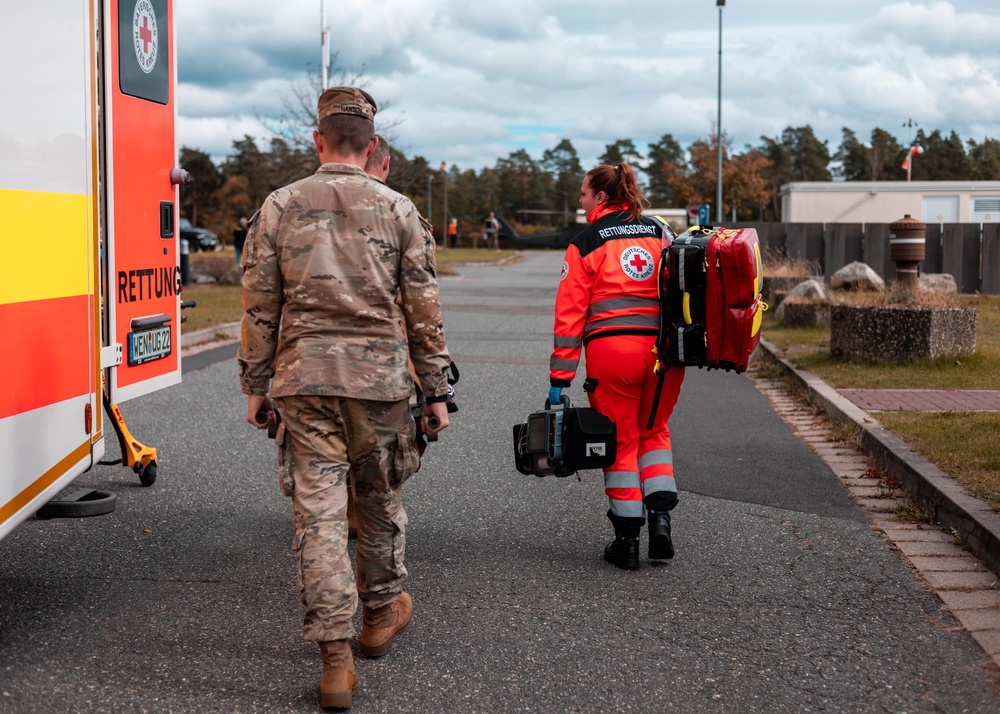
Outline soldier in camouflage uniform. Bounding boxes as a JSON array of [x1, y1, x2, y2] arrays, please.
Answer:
[[238, 87, 451, 710], [364, 134, 391, 183]]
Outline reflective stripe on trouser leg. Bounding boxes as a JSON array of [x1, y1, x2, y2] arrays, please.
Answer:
[[341, 398, 413, 612], [638, 448, 676, 499], [604, 471, 645, 519], [638, 362, 684, 509], [587, 335, 683, 518], [274, 394, 356, 643]]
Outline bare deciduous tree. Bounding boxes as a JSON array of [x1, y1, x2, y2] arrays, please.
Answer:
[[260, 55, 402, 153]]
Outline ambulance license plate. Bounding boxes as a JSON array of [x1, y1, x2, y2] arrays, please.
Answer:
[[128, 325, 172, 366]]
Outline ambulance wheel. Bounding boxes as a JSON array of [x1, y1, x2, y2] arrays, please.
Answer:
[[139, 461, 157, 487]]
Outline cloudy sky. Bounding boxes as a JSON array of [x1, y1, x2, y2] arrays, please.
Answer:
[[177, 0, 1000, 172]]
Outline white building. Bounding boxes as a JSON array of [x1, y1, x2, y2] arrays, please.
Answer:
[[779, 181, 1000, 224]]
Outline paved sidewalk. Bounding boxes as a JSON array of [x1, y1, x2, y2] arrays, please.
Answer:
[[841, 389, 1000, 412], [754, 373, 1000, 669], [761, 339, 1000, 574]]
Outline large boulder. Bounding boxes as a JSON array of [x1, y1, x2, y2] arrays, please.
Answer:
[[787, 278, 826, 300], [218, 264, 244, 286], [830, 261, 885, 291], [774, 279, 828, 323], [777, 300, 831, 327], [918, 273, 958, 294], [763, 275, 816, 307]]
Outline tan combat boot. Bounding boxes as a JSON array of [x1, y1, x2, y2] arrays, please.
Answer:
[[319, 640, 359, 710], [358, 592, 412, 658]]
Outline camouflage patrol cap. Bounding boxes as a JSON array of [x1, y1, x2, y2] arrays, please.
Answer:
[[317, 86, 377, 122]]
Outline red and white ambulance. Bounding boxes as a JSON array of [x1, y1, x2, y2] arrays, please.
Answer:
[[0, 0, 186, 539]]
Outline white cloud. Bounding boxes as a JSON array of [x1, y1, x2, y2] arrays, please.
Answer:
[[175, 0, 1000, 171]]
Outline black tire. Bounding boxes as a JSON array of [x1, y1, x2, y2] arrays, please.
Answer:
[[139, 461, 157, 487]]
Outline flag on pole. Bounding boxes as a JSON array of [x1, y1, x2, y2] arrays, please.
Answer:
[[902, 144, 924, 169]]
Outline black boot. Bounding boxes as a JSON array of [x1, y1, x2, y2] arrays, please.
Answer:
[[647, 510, 674, 560], [604, 534, 640, 570]]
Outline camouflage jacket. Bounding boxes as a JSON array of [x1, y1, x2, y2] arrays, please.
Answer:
[[238, 163, 451, 402]]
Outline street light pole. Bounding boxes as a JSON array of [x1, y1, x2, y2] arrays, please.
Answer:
[[441, 162, 448, 251], [715, 0, 725, 224], [903, 118, 919, 182], [320, 0, 330, 90], [427, 174, 433, 226]]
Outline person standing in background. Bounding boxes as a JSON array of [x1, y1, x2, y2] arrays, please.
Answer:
[[485, 211, 500, 250], [364, 134, 391, 182], [232, 217, 248, 264]]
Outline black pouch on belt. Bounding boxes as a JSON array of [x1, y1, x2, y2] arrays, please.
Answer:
[[561, 407, 616, 473]]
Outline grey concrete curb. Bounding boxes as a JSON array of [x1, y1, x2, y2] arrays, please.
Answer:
[[760, 337, 1000, 578], [181, 322, 240, 351], [442, 251, 526, 268]]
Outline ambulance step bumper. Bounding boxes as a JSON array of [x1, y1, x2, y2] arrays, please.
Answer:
[[36, 489, 117, 520]]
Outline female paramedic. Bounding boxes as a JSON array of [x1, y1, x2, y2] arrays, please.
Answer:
[[548, 163, 685, 571]]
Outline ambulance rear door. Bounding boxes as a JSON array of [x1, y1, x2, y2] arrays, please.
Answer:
[[104, 0, 182, 403], [0, 0, 103, 539]]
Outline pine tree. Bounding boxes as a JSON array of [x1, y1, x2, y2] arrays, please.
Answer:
[[598, 139, 642, 168], [833, 128, 870, 181], [645, 134, 684, 206]]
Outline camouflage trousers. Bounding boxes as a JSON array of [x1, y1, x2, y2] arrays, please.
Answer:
[[272, 395, 421, 642]]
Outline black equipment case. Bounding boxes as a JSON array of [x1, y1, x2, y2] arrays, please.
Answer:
[[512, 397, 616, 477]]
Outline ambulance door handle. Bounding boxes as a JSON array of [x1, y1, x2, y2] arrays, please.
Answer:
[[160, 201, 174, 238], [131, 315, 171, 331]]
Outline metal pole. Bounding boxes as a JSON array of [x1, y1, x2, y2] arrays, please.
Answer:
[[427, 175, 433, 225], [441, 162, 448, 250], [715, 0, 725, 224], [904, 118, 915, 182], [320, 0, 329, 90]]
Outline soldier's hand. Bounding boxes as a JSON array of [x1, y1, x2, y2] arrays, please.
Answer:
[[422, 401, 449, 436], [248, 394, 275, 429]]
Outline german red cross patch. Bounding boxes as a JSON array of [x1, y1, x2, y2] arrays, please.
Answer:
[[133, 0, 159, 74], [619, 247, 654, 281]]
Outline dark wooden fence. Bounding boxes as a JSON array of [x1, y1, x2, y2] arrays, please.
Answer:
[[730, 222, 1000, 295]]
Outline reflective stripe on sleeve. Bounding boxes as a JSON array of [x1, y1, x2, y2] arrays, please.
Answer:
[[550, 357, 580, 373], [554, 334, 584, 349]]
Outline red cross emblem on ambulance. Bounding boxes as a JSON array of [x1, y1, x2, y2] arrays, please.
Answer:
[[620, 246, 654, 281], [132, 0, 158, 74]]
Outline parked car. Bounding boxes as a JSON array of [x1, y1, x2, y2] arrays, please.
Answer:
[[179, 217, 219, 252]]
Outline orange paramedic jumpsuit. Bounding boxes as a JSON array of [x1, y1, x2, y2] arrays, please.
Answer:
[[550, 204, 685, 528]]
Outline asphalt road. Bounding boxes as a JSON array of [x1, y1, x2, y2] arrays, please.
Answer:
[[1, 251, 997, 713]]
